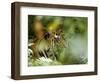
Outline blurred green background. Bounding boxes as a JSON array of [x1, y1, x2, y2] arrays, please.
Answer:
[[28, 15, 88, 66]]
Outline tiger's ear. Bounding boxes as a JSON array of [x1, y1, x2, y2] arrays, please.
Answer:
[[44, 32, 50, 39]]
